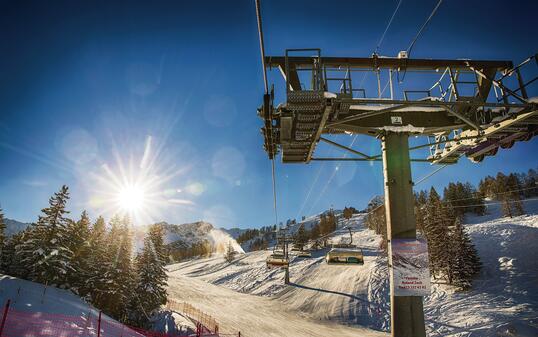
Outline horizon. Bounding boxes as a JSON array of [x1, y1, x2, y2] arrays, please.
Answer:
[[1, 0, 537, 228]]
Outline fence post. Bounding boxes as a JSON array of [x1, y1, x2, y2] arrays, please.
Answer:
[[0, 300, 11, 337], [97, 311, 102, 337]]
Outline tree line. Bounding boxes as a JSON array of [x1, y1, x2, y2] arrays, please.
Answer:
[[292, 210, 340, 249], [0, 185, 167, 329], [365, 168, 538, 290], [478, 169, 536, 217], [236, 225, 276, 251], [167, 239, 213, 262]]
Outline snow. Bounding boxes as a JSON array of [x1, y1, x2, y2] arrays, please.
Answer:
[[167, 204, 538, 337], [377, 125, 425, 133], [424, 201, 538, 336], [348, 104, 445, 112], [134, 221, 244, 255], [0, 274, 144, 336], [167, 268, 386, 337], [168, 215, 390, 336]]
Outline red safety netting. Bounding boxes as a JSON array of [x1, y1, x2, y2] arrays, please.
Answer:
[[0, 300, 240, 337], [0, 307, 193, 337]]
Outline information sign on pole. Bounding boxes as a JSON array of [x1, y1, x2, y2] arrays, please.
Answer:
[[391, 238, 431, 296]]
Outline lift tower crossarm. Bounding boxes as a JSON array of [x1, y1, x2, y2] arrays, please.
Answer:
[[266, 56, 512, 71]]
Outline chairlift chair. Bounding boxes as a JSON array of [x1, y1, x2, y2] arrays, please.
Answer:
[[325, 247, 364, 265], [297, 250, 312, 258], [266, 252, 289, 268]]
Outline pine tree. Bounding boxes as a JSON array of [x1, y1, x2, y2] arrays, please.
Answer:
[[16, 185, 73, 287], [414, 191, 427, 234], [4, 230, 26, 277], [294, 224, 308, 250], [101, 215, 135, 319], [327, 211, 337, 233], [319, 214, 328, 235], [224, 241, 237, 263], [130, 223, 168, 327], [523, 169, 537, 197], [451, 218, 481, 289], [67, 210, 92, 296], [343, 207, 354, 221], [86, 216, 109, 306], [423, 187, 452, 281], [309, 224, 320, 240], [507, 174, 524, 216]]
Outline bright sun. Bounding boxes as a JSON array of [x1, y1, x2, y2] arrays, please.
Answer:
[[117, 184, 146, 212], [89, 135, 194, 225]]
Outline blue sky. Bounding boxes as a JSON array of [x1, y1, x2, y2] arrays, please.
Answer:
[[1, 0, 537, 228]]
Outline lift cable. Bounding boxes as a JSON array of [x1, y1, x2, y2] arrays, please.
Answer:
[[271, 159, 279, 226], [255, 0, 279, 227], [299, 2, 404, 216], [407, 0, 443, 55], [435, 197, 538, 210], [375, 0, 403, 54], [414, 162, 449, 185], [255, 0, 268, 94], [399, 0, 443, 83]]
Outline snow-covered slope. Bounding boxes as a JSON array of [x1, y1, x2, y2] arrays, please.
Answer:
[[0, 275, 197, 336], [168, 214, 391, 336], [168, 204, 538, 337], [222, 227, 248, 239], [0, 275, 145, 336], [134, 221, 244, 254], [424, 202, 538, 336]]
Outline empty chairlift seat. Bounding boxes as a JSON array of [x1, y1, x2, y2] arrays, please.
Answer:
[[296, 250, 312, 258], [266, 252, 289, 268], [325, 248, 364, 265]]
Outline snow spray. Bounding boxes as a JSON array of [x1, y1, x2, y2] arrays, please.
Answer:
[[207, 229, 245, 254]]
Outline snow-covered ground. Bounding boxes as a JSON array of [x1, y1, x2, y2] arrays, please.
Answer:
[[0, 275, 146, 336], [424, 201, 538, 336], [168, 203, 538, 337], [168, 214, 390, 336], [0, 275, 196, 336]]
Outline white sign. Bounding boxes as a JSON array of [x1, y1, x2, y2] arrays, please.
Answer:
[[391, 238, 431, 296], [391, 116, 403, 125]]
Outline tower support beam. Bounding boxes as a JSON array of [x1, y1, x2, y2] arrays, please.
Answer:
[[382, 132, 426, 337]]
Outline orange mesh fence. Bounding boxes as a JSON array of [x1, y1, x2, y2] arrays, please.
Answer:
[[167, 301, 219, 334]]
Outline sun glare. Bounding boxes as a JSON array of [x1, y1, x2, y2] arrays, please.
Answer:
[[87, 135, 195, 225], [117, 184, 146, 212]]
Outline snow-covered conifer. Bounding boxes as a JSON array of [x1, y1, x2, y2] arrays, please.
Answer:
[[86, 216, 110, 306], [67, 210, 92, 295], [16, 185, 73, 288], [101, 215, 135, 319], [130, 223, 168, 327], [225, 240, 237, 263], [451, 218, 481, 289]]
